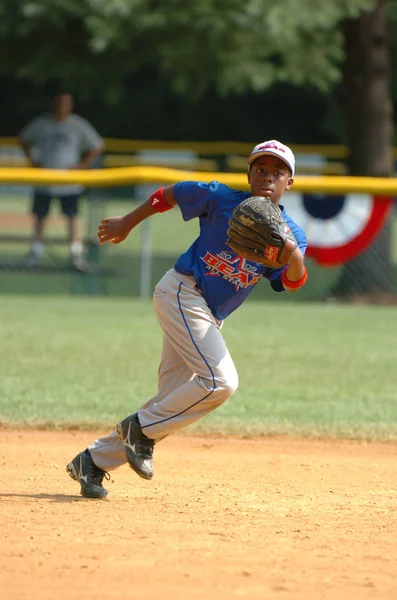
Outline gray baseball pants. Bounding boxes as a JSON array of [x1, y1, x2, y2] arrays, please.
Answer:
[[89, 268, 238, 471]]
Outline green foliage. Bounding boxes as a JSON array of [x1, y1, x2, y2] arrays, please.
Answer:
[[0, 0, 376, 98]]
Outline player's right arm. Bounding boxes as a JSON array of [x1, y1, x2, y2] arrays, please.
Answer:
[[97, 185, 176, 245]]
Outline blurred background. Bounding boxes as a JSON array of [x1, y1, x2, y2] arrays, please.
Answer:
[[0, 0, 396, 303]]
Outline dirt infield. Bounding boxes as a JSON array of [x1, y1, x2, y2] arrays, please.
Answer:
[[1, 430, 396, 600]]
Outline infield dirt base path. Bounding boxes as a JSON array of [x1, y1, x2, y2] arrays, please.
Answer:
[[1, 430, 396, 600]]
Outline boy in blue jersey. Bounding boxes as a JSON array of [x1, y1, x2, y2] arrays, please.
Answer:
[[66, 140, 308, 498]]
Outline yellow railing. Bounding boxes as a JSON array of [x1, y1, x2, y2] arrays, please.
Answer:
[[0, 166, 397, 195]]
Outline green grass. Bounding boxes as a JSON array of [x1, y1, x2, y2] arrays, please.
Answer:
[[1, 295, 397, 440]]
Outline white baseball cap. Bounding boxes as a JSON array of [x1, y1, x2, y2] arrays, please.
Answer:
[[247, 140, 295, 175]]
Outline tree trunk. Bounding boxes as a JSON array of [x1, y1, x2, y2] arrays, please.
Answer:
[[332, 0, 394, 296]]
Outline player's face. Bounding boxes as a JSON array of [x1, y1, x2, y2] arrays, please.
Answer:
[[247, 156, 294, 204]]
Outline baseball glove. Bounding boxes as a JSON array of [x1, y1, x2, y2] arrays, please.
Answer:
[[227, 196, 297, 267]]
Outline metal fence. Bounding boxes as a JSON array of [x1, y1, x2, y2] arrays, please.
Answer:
[[0, 144, 396, 303], [1, 185, 395, 303]]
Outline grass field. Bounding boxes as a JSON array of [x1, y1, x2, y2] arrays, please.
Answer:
[[1, 294, 396, 440]]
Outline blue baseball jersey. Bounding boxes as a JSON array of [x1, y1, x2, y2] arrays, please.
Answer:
[[173, 181, 307, 320]]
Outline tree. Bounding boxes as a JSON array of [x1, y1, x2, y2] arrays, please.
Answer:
[[332, 0, 395, 295], [0, 0, 375, 98]]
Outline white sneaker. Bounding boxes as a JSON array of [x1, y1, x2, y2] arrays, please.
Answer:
[[71, 255, 92, 273], [24, 252, 42, 267]]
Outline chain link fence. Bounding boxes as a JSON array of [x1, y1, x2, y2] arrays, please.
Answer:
[[0, 141, 396, 301], [1, 183, 396, 303]]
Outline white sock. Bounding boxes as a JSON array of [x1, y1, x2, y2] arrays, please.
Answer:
[[70, 240, 83, 256], [31, 241, 44, 256]]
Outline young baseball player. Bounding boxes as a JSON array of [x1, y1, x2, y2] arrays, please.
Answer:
[[67, 140, 308, 498]]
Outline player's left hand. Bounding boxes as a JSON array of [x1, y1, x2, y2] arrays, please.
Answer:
[[97, 216, 129, 245], [227, 196, 297, 267]]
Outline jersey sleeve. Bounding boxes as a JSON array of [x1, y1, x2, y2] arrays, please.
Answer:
[[173, 181, 217, 221], [265, 218, 308, 292]]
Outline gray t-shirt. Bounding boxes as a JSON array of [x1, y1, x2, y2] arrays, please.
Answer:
[[19, 114, 103, 196]]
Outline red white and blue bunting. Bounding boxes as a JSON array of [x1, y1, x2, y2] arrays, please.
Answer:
[[282, 193, 393, 266]]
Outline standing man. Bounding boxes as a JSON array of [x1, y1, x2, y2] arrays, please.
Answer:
[[18, 93, 104, 271], [67, 140, 308, 499]]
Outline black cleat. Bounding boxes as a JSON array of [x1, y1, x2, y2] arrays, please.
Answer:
[[66, 449, 109, 499], [116, 413, 154, 480]]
